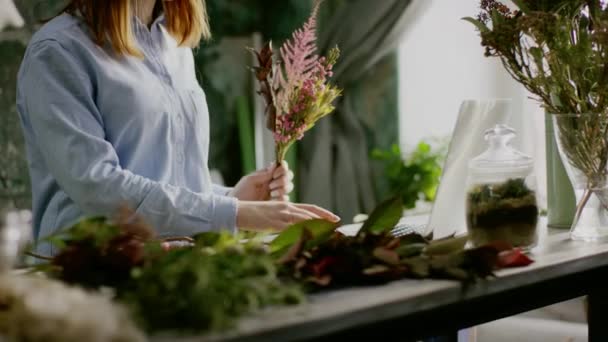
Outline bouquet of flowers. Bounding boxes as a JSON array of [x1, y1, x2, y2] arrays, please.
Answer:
[[249, 0, 342, 163]]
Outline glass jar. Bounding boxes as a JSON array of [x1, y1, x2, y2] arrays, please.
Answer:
[[466, 124, 539, 250]]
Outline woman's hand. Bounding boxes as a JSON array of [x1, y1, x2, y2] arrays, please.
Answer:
[[236, 201, 340, 232], [229, 161, 294, 201]]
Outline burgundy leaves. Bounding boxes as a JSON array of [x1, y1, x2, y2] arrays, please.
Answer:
[[249, 42, 276, 131], [273, 194, 535, 289]]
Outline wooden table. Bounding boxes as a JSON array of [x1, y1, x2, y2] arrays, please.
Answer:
[[156, 220, 608, 342]]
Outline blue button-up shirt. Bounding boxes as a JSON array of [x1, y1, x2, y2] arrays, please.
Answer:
[[16, 13, 237, 255]]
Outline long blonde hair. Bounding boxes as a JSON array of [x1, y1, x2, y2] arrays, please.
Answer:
[[64, 0, 211, 57]]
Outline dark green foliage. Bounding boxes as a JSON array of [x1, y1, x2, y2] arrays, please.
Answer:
[[468, 178, 534, 206], [123, 234, 304, 333], [39, 215, 154, 289], [206, 0, 313, 44]]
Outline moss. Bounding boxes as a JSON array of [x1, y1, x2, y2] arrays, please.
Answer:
[[466, 178, 538, 248]]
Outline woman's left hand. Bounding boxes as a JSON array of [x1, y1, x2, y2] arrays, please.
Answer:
[[229, 161, 294, 201]]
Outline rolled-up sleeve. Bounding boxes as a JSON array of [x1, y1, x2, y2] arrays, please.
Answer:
[[20, 40, 237, 236]]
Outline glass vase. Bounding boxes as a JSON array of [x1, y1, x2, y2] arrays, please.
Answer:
[[552, 114, 608, 241]]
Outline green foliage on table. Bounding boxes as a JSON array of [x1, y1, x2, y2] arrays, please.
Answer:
[[31, 215, 305, 335], [371, 142, 444, 210], [122, 232, 304, 334]]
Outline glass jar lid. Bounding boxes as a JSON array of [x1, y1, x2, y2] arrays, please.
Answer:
[[469, 124, 533, 177]]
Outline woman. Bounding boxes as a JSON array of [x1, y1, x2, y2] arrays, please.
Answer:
[[16, 0, 340, 256]]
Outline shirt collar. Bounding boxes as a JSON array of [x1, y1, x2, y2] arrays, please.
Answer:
[[132, 13, 166, 33]]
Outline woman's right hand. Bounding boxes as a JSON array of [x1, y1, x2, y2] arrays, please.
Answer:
[[236, 201, 341, 232]]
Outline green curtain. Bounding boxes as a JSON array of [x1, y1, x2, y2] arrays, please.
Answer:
[[298, 0, 414, 222]]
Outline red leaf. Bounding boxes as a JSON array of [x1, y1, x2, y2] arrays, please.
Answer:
[[310, 256, 337, 277], [386, 238, 401, 250], [498, 249, 534, 268]]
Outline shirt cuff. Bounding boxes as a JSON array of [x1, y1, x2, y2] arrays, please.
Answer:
[[212, 184, 233, 197], [213, 195, 238, 234]]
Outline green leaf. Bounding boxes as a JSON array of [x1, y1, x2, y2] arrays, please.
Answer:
[[44, 235, 67, 250], [276, 228, 311, 265], [417, 142, 431, 154], [424, 235, 469, 256], [270, 219, 337, 255], [395, 243, 427, 258], [359, 195, 403, 235], [193, 232, 222, 247], [398, 233, 429, 245], [462, 17, 490, 33]]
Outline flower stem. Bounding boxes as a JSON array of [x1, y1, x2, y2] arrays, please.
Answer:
[[572, 188, 592, 229], [276, 145, 287, 165]]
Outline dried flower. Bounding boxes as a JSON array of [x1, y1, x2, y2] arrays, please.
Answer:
[[250, 0, 342, 162]]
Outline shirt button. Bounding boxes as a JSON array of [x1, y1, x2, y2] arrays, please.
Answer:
[[177, 114, 183, 121], [177, 154, 184, 163]]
